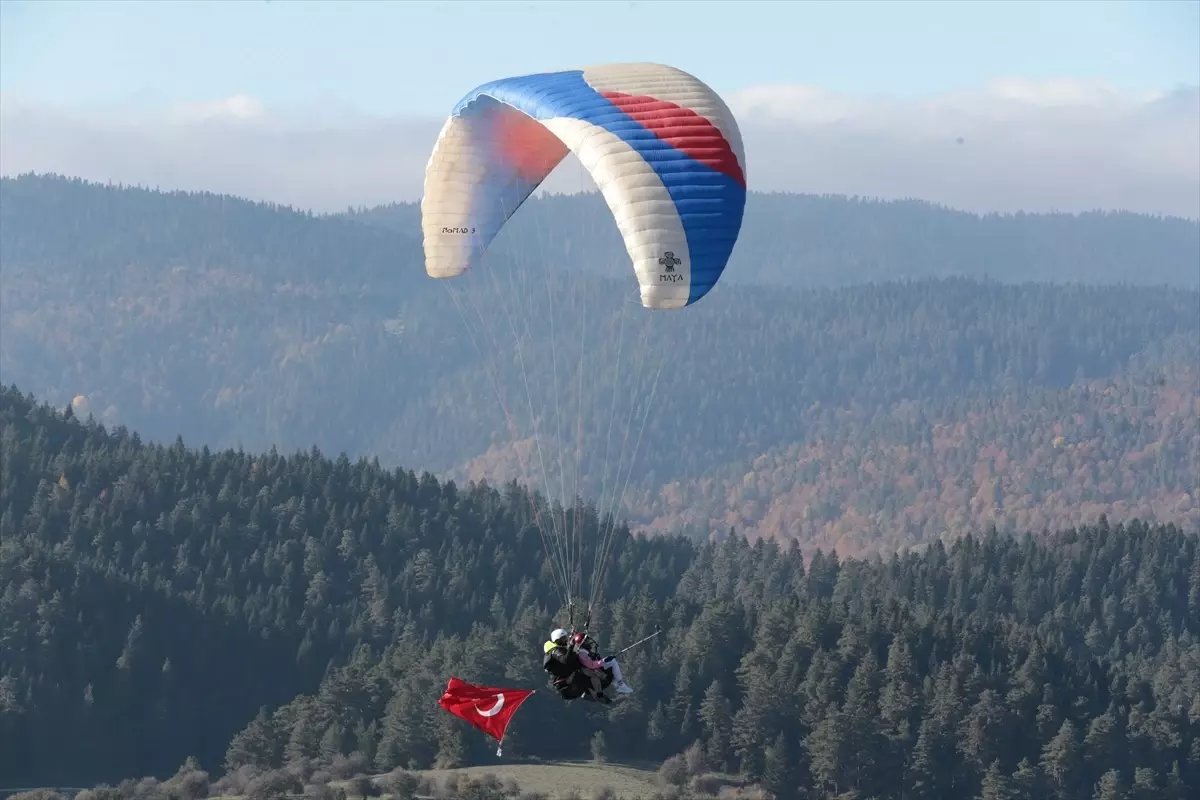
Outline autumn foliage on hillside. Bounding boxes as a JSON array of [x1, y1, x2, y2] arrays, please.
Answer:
[[633, 360, 1200, 555]]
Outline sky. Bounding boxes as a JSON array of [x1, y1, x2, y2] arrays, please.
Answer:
[[1, 0, 1198, 217]]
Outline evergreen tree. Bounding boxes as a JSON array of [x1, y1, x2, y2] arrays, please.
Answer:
[[1092, 769, 1127, 800], [1040, 719, 1083, 800], [978, 760, 1012, 800], [762, 731, 801, 800], [697, 680, 733, 772]]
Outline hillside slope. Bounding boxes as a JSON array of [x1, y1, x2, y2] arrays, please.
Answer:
[[3, 383, 1197, 797], [0, 382, 677, 786], [3, 174, 1198, 554]]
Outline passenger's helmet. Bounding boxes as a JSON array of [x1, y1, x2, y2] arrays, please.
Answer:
[[550, 628, 569, 645], [572, 632, 586, 646]]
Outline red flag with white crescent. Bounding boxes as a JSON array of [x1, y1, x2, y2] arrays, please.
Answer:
[[438, 677, 533, 750]]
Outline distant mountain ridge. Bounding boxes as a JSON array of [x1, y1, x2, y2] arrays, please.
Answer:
[[2, 173, 1197, 555], [343, 189, 1200, 289]]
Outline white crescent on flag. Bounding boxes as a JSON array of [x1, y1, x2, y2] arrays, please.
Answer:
[[439, 677, 533, 755], [475, 694, 505, 717]]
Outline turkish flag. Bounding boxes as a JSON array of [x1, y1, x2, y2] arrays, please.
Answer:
[[438, 677, 534, 746]]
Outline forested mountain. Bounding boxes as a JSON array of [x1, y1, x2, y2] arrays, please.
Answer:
[[342, 190, 1200, 290], [1, 385, 1198, 799], [2, 173, 1198, 556]]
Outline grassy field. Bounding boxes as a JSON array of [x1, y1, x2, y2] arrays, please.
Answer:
[[68, 759, 760, 800], [414, 760, 664, 798]]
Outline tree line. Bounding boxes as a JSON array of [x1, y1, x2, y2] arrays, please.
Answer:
[[1, 383, 1197, 799]]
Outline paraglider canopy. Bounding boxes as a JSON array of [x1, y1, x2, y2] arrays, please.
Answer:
[[419, 61, 748, 622], [421, 62, 747, 310]]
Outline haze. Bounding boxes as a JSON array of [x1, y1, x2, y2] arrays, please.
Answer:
[[2, 0, 1198, 218]]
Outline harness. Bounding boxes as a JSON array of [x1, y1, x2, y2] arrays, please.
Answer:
[[543, 641, 580, 681], [543, 639, 615, 704]]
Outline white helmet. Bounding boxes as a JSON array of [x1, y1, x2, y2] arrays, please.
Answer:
[[550, 628, 568, 643]]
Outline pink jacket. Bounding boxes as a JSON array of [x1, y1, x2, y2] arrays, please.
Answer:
[[576, 646, 604, 670]]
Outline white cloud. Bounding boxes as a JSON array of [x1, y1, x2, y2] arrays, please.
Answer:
[[727, 79, 1199, 219], [0, 94, 443, 210], [1, 79, 1197, 219], [166, 94, 267, 124]]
